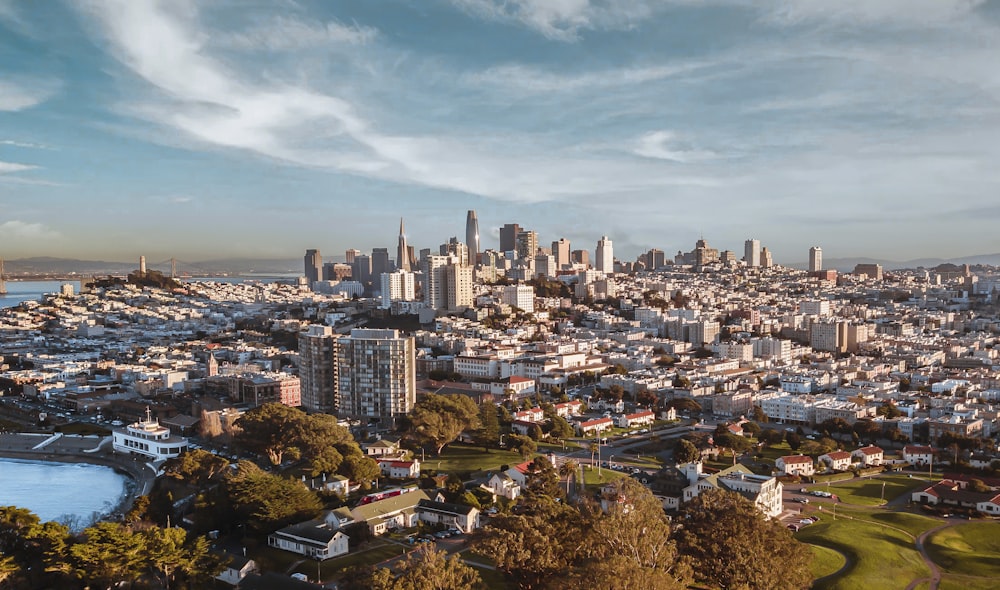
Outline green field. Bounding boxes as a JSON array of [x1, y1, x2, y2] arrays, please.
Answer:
[[938, 574, 1000, 590], [795, 514, 930, 590], [825, 474, 930, 506], [580, 465, 626, 487], [428, 444, 529, 475], [299, 543, 407, 578], [926, 522, 1000, 578], [809, 544, 846, 579]]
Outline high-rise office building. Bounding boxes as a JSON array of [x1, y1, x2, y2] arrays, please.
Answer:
[[304, 249, 322, 288], [499, 223, 521, 253], [353, 254, 372, 285], [336, 329, 416, 421], [465, 210, 480, 265], [572, 249, 590, 266], [299, 324, 338, 413], [397, 218, 411, 272], [441, 237, 469, 266], [372, 248, 393, 278], [345, 249, 361, 265], [515, 230, 538, 261], [552, 238, 571, 269], [761, 247, 773, 268], [809, 246, 823, 272], [744, 239, 761, 268], [596, 236, 614, 274]]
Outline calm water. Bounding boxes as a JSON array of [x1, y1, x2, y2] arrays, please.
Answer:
[[0, 458, 130, 526], [0, 280, 77, 309]]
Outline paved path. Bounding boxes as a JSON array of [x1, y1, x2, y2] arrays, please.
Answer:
[[809, 545, 854, 588], [905, 523, 950, 590]]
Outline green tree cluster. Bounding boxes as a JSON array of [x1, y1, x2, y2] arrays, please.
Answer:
[[407, 393, 481, 455]]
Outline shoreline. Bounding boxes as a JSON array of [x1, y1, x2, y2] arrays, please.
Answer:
[[0, 433, 158, 524]]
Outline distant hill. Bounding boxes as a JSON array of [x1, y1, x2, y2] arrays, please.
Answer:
[[4, 257, 302, 276], [785, 253, 1000, 272]]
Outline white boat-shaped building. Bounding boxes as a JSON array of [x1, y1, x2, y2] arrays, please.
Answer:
[[112, 408, 189, 461]]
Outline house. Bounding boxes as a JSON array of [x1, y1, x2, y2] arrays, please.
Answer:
[[676, 462, 783, 518], [322, 474, 350, 496], [818, 451, 853, 472], [363, 438, 401, 457], [504, 461, 533, 488], [513, 407, 545, 423], [416, 499, 481, 532], [976, 493, 1000, 515], [553, 400, 584, 418], [378, 459, 420, 479], [903, 445, 935, 466], [511, 419, 539, 436], [267, 519, 349, 560], [215, 554, 258, 586], [488, 472, 521, 500], [616, 410, 655, 429], [851, 445, 884, 467], [912, 479, 999, 514], [775, 455, 815, 477], [350, 489, 431, 535], [576, 417, 613, 437]]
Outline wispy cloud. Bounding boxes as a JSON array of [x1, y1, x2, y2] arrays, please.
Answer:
[[450, 0, 660, 41], [212, 15, 376, 51], [0, 80, 59, 111], [0, 139, 51, 149], [633, 131, 718, 163], [0, 220, 61, 240], [0, 160, 37, 174], [762, 0, 985, 27]]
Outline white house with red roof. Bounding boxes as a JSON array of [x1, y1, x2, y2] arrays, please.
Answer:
[[903, 445, 934, 466], [775, 455, 815, 477], [615, 410, 655, 429], [378, 458, 420, 479], [576, 417, 613, 437], [513, 407, 545, 423], [851, 445, 884, 467], [819, 450, 853, 472], [976, 493, 1000, 515], [553, 400, 584, 418]]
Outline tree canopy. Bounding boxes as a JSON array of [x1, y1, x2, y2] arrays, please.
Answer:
[[408, 393, 481, 455]]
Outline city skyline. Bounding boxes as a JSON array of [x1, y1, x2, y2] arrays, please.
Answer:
[[3, 1, 1000, 262]]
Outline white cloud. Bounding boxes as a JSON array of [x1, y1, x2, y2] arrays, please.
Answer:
[[450, 0, 659, 41], [0, 139, 50, 149], [763, 0, 985, 27], [0, 160, 37, 174], [0, 220, 61, 240], [465, 60, 716, 94], [0, 80, 59, 111], [633, 131, 717, 163], [212, 15, 376, 51]]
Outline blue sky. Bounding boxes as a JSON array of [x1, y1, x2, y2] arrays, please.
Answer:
[[2, 0, 999, 264]]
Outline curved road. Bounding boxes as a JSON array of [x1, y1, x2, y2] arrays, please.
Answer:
[[905, 523, 950, 590]]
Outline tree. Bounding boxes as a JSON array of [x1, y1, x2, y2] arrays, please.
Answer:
[[144, 526, 223, 590], [70, 522, 147, 590], [234, 403, 306, 465], [224, 461, 321, 533], [339, 565, 397, 590], [786, 431, 802, 451], [408, 393, 481, 455], [339, 455, 381, 491], [394, 547, 484, 590], [524, 456, 560, 499], [752, 405, 768, 423], [742, 421, 762, 438], [508, 434, 537, 460], [527, 423, 543, 442], [162, 449, 230, 485], [757, 429, 784, 447], [559, 460, 578, 495], [715, 432, 752, 457], [676, 489, 811, 590], [548, 415, 574, 441], [475, 401, 501, 451], [674, 439, 701, 464]]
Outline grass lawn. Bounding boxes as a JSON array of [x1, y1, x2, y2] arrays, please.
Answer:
[[925, 522, 1000, 578], [580, 465, 626, 488], [809, 544, 846, 579], [826, 474, 929, 506], [295, 542, 406, 578], [938, 574, 1000, 590], [430, 444, 528, 475], [473, 565, 512, 589], [795, 513, 930, 590]]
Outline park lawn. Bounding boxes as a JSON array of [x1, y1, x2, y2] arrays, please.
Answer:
[[297, 542, 407, 578], [756, 441, 794, 463], [430, 444, 528, 474], [925, 522, 1000, 578], [795, 513, 929, 590], [474, 564, 512, 589], [937, 574, 1000, 590], [809, 544, 846, 579], [816, 504, 942, 538], [826, 474, 928, 506], [580, 465, 626, 488]]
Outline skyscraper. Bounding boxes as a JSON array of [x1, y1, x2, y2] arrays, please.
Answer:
[[299, 324, 338, 413], [353, 254, 372, 285], [809, 246, 823, 272], [304, 249, 322, 288], [515, 230, 537, 261], [744, 239, 761, 268], [424, 254, 472, 311], [371, 247, 393, 278], [552, 238, 570, 269], [499, 223, 521, 253], [465, 210, 480, 265], [337, 329, 416, 422], [397, 218, 410, 272], [345, 249, 361, 265], [596, 236, 613, 273]]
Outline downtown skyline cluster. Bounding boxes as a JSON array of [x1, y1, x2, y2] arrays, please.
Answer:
[[2, 1, 1000, 262]]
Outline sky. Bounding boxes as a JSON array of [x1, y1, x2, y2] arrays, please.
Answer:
[[2, 0, 1000, 265]]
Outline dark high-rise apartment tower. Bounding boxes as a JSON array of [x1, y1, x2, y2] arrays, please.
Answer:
[[499, 223, 521, 253], [397, 218, 410, 272], [465, 210, 480, 265], [372, 248, 393, 278], [353, 254, 372, 285], [304, 249, 322, 288], [809, 246, 822, 272]]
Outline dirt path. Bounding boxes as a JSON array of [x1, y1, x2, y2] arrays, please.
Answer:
[[904, 523, 950, 590]]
